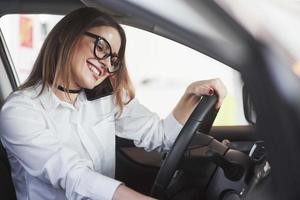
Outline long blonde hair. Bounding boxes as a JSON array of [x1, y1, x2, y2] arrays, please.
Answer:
[[19, 7, 134, 113]]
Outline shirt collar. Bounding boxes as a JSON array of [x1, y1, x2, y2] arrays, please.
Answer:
[[74, 90, 87, 109], [35, 83, 87, 111]]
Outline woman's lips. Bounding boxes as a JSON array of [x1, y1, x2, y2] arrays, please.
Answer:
[[87, 60, 103, 80]]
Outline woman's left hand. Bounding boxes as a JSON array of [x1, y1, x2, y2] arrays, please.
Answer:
[[173, 78, 227, 124], [184, 78, 227, 109]]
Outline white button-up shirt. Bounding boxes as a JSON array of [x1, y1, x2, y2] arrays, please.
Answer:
[[0, 84, 182, 200]]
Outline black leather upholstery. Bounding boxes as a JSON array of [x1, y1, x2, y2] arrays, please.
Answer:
[[222, 191, 241, 200], [0, 141, 17, 200]]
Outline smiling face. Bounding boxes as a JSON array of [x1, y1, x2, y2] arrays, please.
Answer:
[[67, 26, 121, 89]]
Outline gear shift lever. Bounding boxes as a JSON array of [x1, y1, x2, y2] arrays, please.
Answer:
[[206, 150, 245, 181]]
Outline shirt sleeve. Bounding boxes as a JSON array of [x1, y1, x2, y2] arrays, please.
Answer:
[[0, 94, 121, 200], [115, 98, 183, 152]]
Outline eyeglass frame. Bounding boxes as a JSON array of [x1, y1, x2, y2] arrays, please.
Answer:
[[84, 31, 121, 73]]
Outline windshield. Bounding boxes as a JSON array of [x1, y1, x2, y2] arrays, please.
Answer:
[[216, 0, 300, 75]]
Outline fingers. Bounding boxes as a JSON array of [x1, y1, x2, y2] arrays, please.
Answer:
[[210, 78, 227, 109], [188, 83, 212, 97], [186, 78, 227, 109]]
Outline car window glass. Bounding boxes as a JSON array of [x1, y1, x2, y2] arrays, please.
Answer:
[[0, 14, 248, 126], [0, 14, 63, 82]]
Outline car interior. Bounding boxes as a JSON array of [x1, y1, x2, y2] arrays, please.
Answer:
[[2, 0, 300, 200]]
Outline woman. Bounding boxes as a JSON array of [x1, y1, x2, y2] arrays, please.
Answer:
[[0, 7, 227, 200]]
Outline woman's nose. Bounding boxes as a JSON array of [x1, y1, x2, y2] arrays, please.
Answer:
[[98, 57, 111, 73], [101, 56, 111, 66]]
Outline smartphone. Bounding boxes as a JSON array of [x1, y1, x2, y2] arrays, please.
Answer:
[[84, 77, 114, 101]]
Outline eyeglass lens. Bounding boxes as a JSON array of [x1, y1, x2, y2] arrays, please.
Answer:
[[95, 39, 120, 73]]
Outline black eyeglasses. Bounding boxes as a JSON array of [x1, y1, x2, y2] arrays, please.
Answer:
[[84, 31, 121, 73]]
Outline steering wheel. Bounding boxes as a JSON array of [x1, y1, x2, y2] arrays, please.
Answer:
[[151, 95, 219, 199]]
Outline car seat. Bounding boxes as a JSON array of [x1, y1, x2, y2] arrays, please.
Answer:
[[0, 140, 17, 200]]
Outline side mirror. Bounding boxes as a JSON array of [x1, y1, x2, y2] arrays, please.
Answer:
[[243, 85, 256, 124]]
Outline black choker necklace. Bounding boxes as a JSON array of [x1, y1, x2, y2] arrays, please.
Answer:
[[57, 85, 81, 94]]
